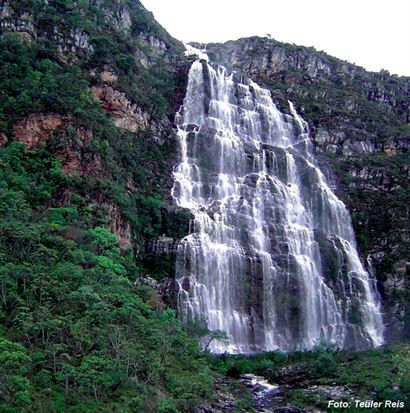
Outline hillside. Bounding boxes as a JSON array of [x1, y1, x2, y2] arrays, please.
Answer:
[[0, 1, 214, 411]]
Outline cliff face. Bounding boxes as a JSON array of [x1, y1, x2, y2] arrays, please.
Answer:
[[193, 37, 410, 341], [0, 0, 191, 255]]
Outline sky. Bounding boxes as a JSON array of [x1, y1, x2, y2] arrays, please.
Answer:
[[140, 0, 410, 76]]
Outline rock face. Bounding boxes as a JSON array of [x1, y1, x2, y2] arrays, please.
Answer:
[[13, 114, 108, 179], [13, 113, 65, 149], [55, 28, 93, 58], [107, 203, 132, 250], [0, 0, 35, 40], [92, 85, 150, 133], [0, 0, 171, 58], [0, 133, 7, 147], [100, 69, 118, 84], [198, 37, 408, 115], [196, 37, 409, 343]]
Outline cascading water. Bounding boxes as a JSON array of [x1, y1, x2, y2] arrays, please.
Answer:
[[172, 49, 384, 353]]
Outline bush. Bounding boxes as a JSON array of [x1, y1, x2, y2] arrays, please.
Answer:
[[313, 352, 338, 376]]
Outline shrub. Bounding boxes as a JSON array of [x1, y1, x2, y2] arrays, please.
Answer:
[[313, 352, 338, 376]]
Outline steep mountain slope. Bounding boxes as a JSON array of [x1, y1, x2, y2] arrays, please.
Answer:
[[0, 1, 213, 411], [0, 0, 193, 267], [193, 37, 410, 341]]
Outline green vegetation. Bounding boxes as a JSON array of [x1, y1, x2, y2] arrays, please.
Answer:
[[0, 0, 184, 130], [0, 35, 106, 135], [0, 1, 209, 411], [0, 142, 213, 411]]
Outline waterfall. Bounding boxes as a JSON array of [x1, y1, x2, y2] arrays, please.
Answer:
[[172, 50, 384, 353]]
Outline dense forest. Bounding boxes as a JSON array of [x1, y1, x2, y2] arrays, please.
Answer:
[[0, 0, 408, 412]]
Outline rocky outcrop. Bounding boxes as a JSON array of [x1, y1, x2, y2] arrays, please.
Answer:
[[0, 133, 8, 147], [156, 277, 177, 308], [314, 128, 410, 157], [102, 2, 132, 34], [107, 203, 132, 250], [100, 69, 118, 84], [13, 114, 65, 149], [197, 37, 409, 120], [0, 0, 35, 41], [140, 34, 168, 55], [56, 146, 107, 180], [13, 114, 107, 178], [92, 85, 150, 133], [135, 34, 171, 67], [55, 27, 93, 58], [0, 1, 92, 54]]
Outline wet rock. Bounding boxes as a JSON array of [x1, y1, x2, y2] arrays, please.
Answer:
[[135, 276, 158, 289], [194, 40, 410, 338], [273, 407, 302, 413], [195, 403, 214, 413], [148, 236, 178, 255], [156, 277, 177, 307], [240, 374, 286, 412]]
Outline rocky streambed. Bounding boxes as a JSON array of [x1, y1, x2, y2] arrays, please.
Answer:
[[239, 368, 356, 413], [197, 366, 358, 412], [240, 374, 296, 412]]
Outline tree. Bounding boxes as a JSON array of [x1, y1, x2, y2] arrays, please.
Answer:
[[184, 318, 229, 352], [0, 338, 32, 410]]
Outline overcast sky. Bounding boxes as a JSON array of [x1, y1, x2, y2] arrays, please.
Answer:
[[140, 0, 410, 76]]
